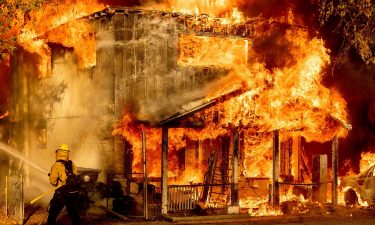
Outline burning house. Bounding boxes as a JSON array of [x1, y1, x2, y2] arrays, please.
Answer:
[[4, 5, 354, 219]]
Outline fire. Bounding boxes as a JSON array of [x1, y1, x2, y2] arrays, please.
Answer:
[[0, 111, 9, 120], [4, 0, 245, 78], [243, 134, 273, 178], [113, 14, 349, 186], [14, 0, 106, 77], [338, 152, 374, 207], [338, 186, 369, 207], [359, 152, 375, 173], [168, 0, 239, 17], [45, 19, 96, 69], [240, 197, 282, 216], [2, 0, 353, 215], [178, 35, 249, 67], [198, 29, 348, 143]]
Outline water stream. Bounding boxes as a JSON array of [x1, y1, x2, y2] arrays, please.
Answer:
[[0, 142, 49, 174]]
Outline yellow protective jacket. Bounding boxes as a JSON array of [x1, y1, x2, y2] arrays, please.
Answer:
[[49, 150, 78, 188]]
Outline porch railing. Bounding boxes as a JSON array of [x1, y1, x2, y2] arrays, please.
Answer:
[[167, 185, 203, 211]]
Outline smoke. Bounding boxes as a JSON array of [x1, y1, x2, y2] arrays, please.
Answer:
[[252, 23, 296, 70], [96, 15, 233, 123], [323, 61, 375, 173]]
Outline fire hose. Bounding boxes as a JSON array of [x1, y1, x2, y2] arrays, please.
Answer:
[[29, 186, 62, 225], [30, 186, 62, 205]]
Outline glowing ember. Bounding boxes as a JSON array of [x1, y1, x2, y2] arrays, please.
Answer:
[[240, 197, 282, 216], [0, 111, 9, 119]]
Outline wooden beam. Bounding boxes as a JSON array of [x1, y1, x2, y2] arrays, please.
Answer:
[[161, 127, 169, 215], [312, 154, 327, 203], [231, 130, 239, 206], [272, 130, 280, 206], [331, 136, 338, 206], [142, 130, 148, 219]]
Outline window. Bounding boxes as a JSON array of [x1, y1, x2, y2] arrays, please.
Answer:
[[36, 122, 47, 149]]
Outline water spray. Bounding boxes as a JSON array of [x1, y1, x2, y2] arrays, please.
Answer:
[[0, 142, 49, 174]]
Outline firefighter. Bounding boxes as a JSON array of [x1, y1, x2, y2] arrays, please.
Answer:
[[47, 144, 81, 225]]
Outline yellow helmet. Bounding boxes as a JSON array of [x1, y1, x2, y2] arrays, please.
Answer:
[[56, 144, 70, 152]]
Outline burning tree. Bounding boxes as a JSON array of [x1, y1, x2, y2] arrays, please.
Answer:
[[0, 0, 43, 59], [319, 0, 375, 65]]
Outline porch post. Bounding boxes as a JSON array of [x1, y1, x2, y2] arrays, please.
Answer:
[[272, 130, 280, 206], [331, 136, 338, 206], [161, 127, 169, 215], [142, 131, 148, 219], [231, 130, 239, 206]]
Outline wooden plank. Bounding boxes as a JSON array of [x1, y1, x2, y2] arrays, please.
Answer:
[[161, 127, 168, 214], [272, 130, 280, 206], [231, 130, 239, 206], [332, 136, 339, 206]]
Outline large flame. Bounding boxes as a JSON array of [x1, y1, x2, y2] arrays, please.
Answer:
[[6, 0, 245, 77], [338, 151, 375, 207], [14, 0, 106, 77], [359, 152, 375, 173], [113, 9, 349, 185], [4, 0, 353, 216]]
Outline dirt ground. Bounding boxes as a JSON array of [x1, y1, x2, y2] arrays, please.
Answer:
[[10, 205, 374, 225]]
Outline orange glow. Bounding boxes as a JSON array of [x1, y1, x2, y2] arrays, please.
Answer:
[[194, 29, 348, 143], [240, 197, 282, 216], [338, 186, 369, 207], [338, 152, 374, 207], [6, 0, 352, 215], [0, 111, 9, 119], [167, 0, 241, 18], [14, 0, 106, 77], [359, 152, 375, 173], [178, 35, 248, 67], [114, 18, 349, 187], [45, 19, 96, 68], [7, 0, 245, 77]]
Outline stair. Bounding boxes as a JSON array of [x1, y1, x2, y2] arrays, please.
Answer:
[[201, 150, 233, 208]]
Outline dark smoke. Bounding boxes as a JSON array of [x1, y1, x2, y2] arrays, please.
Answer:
[[252, 24, 296, 70], [324, 59, 375, 174]]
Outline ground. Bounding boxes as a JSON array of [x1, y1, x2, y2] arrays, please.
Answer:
[[3, 205, 371, 225]]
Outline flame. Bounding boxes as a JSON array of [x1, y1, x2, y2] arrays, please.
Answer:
[[14, 0, 106, 77], [45, 19, 96, 68], [190, 29, 348, 143], [6, 0, 245, 78], [338, 152, 374, 207], [240, 197, 282, 216], [168, 0, 239, 17], [0, 111, 9, 120], [114, 15, 349, 187], [359, 152, 375, 173], [178, 35, 248, 67], [4, 0, 352, 215], [338, 185, 369, 207]]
